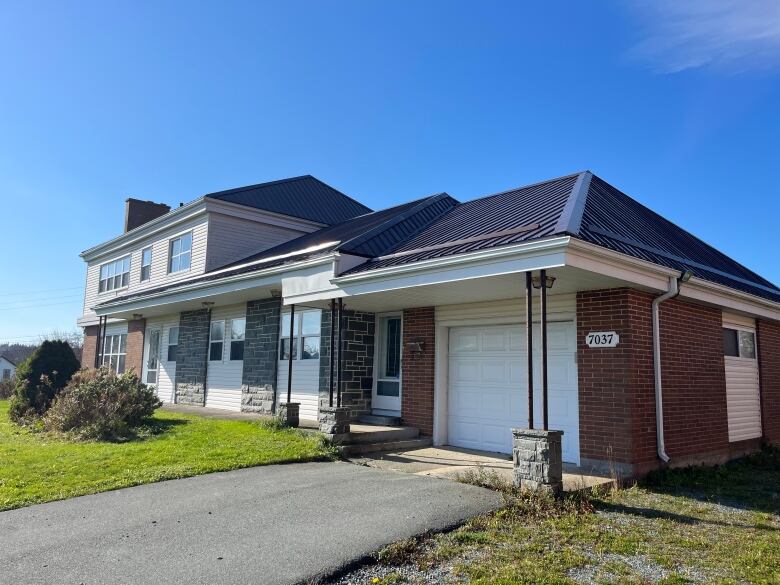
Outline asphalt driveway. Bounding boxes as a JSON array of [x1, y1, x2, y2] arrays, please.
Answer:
[[0, 461, 502, 585]]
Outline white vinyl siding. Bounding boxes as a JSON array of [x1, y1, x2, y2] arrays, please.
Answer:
[[142, 315, 179, 403], [205, 304, 247, 411], [204, 212, 308, 271], [723, 313, 762, 442], [277, 309, 322, 421]]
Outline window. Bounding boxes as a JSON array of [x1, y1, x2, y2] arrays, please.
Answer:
[[167, 326, 179, 362], [140, 247, 153, 282], [279, 310, 321, 360], [377, 316, 402, 397], [2, 369, 10, 381], [146, 329, 160, 384], [101, 333, 127, 373], [229, 318, 246, 361], [209, 321, 224, 361], [168, 232, 192, 273], [723, 328, 756, 359], [98, 256, 131, 293]]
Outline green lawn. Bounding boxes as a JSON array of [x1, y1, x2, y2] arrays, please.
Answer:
[[0, 400, 333, 511], [339, 448, 780, 585]]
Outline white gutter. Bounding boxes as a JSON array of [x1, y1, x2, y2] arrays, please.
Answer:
[[652, 272, 689, 463]]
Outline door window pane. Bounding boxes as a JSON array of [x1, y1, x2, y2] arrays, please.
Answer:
[[377, 380, 400, 397], [379, 317, 401, 379]]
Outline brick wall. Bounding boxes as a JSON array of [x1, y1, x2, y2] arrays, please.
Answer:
[[82, 325, 99, 369], [319, 308, 375, 419], [241, 298, 281, 414], [577, 288, 730, 476], [401, 307, 435, 435], [757, 320, 780, 445], [125, 319, 146, 375], [175, 309, 209, 405]]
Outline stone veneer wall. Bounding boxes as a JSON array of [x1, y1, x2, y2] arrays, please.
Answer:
[[319, 308, 376, 419], [174, 309, 209, 405], [241, 298, 281, 414]]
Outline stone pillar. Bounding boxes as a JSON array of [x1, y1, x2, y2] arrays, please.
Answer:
[[241, 298, 281, 414], [319, 406, 351, 443], [175, 309, 209, 406], [512, 428, 564, 495], [278, 402, 300, 428]]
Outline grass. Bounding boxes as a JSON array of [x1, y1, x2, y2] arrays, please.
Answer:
[[351, 448, 780, 585], [0, 400, 334, 511]]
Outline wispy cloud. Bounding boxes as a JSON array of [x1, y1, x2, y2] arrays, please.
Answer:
[[628, 0, 780, 73]]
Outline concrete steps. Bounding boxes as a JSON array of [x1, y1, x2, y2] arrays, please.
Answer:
[[347, 424, 420, 444], [340, 437, 433, 457], [357, 413, 402, 426]]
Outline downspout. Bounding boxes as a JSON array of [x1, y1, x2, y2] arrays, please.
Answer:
[[652, 271, 691, 463]]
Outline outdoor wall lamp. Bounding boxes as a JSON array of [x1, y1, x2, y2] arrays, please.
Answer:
[[202, 301, 215, 310], [270, 289, 282, 298], [531, 274, 556, 289], [405, 340, 425, 355], [679, 269, 693, 283]]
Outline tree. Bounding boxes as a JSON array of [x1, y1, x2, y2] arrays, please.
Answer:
[[9, 340, 81, 421]]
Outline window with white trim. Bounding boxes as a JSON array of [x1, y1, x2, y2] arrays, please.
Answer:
[[167, 326, 179, 362], [723, 328, 756, 359], [229, 318, 246, 361], [280, 310, 321, 360], [101, 333, 127, 373], [209, 321, 224, 361], [2, 369, 10, 381], [98, 256, 131, 293], [140, 247, 153, 282], [168, 232, 192, 273]]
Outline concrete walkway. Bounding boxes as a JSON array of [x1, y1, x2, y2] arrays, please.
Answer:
[[351, 446, 615, 492], [0, 462, 502, 585], [162, 403, 320, 428]]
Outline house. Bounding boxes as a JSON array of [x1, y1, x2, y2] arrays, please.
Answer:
[[78, 171, 780, 477], [0, 355, 16, 381]]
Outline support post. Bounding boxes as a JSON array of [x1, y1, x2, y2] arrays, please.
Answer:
[[540, 269, 549, 431], [336, 298, 344, 408], [526, 272, 534, 429], [329, 299, 335, 407], [94, 315, 104, 368], [287, 304, 295, 405]]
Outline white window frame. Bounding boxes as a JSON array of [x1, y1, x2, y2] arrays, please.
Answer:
[[167, 326, 179, 362], [723, 326, 757, 360], [229, 318, 246, 361], [145, 328, 161, 385], [279, 310, 321, 361], [140, 246, 153, 282], [98, 255, 131, 294], [209, 320, 225, 362], [101, 333, 127, 373], [168, 231, 193, 274]]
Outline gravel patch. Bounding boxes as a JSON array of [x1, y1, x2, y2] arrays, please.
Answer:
[[568, 552, 709, 585]]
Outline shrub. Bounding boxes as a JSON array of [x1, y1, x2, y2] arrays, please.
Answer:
[[0, 379, 14, 399], [9, 340, 80, 421], [43, 368, 162, 440]]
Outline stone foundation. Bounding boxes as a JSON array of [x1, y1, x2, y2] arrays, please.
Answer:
[[279, 402, 300, 428], [320, 406, 351, 444], [242, 384, 275, 414], [512, 428, 564, 495]]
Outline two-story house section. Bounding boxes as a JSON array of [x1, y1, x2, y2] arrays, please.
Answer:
[[78, 175, 371, 411]]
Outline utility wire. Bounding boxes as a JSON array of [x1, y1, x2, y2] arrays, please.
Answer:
[[0, 285, 83, 298]]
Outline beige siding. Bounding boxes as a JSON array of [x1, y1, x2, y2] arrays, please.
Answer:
[[723, 313, 762, 442], [435, 294, 577, 324], [205, 303, 247, 411], [204, 212, 306, 272]]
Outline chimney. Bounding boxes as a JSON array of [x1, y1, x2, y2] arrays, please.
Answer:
[[124, 198, 171, 232]]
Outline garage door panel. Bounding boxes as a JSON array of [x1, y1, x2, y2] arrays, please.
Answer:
[[448, 322, 579, 463]]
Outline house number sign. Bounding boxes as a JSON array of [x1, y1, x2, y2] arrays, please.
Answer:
[[586, 331, 619, 348]]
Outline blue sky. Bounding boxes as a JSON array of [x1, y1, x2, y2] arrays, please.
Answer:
[[1, 1, 779, 343]]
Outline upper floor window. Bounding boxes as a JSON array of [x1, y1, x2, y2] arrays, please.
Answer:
[[168, 232, 192, 273], [140, 247, 153, 282], [99, 256, 131, 293], [723, 328, 756, 359]]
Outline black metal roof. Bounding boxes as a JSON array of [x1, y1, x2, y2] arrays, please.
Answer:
[[205, 175, 372, 225]]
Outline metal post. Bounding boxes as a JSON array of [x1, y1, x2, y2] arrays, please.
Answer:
[[540, 269, 549, 430], [526, 272, 534, 429], [336, 298, 344, 408], [94, 315, 104, 368], [329, 299, 336, 407], [287, 304, 295, 406]]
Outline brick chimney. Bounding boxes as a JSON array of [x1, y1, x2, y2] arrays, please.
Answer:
[[124, 198, 171, 232]]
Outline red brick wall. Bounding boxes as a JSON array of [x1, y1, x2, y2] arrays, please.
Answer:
[[126, 319, 146, 375], [757, 320, 780, 445], [82, 325, 99, 369], [401, 307, 435, 435], [577, 288, 730, 475]]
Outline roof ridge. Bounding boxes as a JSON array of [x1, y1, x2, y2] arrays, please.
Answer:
[[202, 175, 314, 199], [305, 175, 373, 213], [338, 193, 456, 254], [462, 170, 587, 206], [554, 171, 592, 235]]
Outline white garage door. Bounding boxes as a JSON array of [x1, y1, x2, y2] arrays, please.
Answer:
[[448, 322, 579, 463]]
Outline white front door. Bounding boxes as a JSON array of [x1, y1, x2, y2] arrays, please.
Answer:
[[143, 327, 162, 387], [372, 314, 402, 414], [447, 322, 579, 463]]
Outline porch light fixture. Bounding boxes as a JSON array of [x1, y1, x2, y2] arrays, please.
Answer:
[[405, 340, 425, 355], [270, 289, 282, 298], [679, 269, 693, 283], [531, 275, 556, 289]]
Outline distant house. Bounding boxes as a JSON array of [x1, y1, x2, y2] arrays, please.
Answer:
[[0, 355, 16, 381], [77, 172, 780, 478]]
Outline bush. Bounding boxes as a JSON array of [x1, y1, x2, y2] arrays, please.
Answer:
[[0, 379, 14, 399], [43, 368, 162, 440], [9, 340, 80, 421]]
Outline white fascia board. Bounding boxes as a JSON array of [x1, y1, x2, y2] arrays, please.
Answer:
[[281, 261, 341, 306], [80, 198, 207, 261], [94, 256, 333, 316], [682, 278, 780, 322]]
